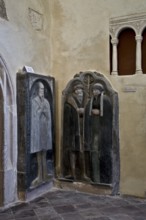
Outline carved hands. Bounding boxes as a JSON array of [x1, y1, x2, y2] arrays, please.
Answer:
[[91, 109, 100, 115], [77, 108, 84, 115]]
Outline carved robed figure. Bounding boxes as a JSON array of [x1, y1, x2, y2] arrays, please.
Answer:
[[62, 81, 90, 181], [17, 72, 55, 199], [30, 82, 52, 187], [85, 83, 112, 184], [61, 71, 120, 195]]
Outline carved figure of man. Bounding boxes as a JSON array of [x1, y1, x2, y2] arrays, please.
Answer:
[[85, 83, 112, 184], [30, 82, 52, 187], [63, 82, 90, 181]]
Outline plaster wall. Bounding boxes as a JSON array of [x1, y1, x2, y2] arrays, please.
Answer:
[[0, 0, 52, 205], [0, 0, 51, 84], [50, 0, 146, 197]]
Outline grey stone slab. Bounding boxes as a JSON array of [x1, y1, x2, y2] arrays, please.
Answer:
[[0, 208, 13, 214], [50, 190, 76, 198], [0, 213, 15, 220], [87, 218, 111, 220], [15, 217, 38, 220], [109, 199, 130, 207], [14, 209, 36, 219], [92, 203, 112, 209], [87, 195, 109, 204], [0, 190, 146, 220], [72, 196, 91, 204], [12, 203, 32, 212], [34, 206, 58, 218], [124, 197, 146, 205], [61, 212, 85, 220], [49, 198, 74, 206], [30, 196, 45, 202], [75, 203, 93, 209], [131, 209, 146, 216], [29, 197, 51, 209], [79, 208, 103, 218], [17, 72, 55, 196], [133, 216, 146, 220], [44, 190, 64, 199], [111, 214, 134, 220], [99, 205, 140, 216], [53, 205, 76, 214], [136, 203, 146, 209], [120, 206, 143, 216], [38, 215, 62, 220], [85, 217, 111, 220]]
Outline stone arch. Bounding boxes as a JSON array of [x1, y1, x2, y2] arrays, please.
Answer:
[[140, 25, 146, 36], [115, 25, 136, 38], [117, 28, 136, 75], [0, 55, 17, 206], [110, 13, 146, 75]]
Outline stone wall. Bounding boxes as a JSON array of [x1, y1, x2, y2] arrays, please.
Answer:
[[50, 0, 146, 198]]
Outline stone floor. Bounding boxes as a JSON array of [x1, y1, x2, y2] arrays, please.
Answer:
[[0, 188, 146, 220]]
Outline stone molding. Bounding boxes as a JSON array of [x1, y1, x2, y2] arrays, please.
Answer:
[[110, 12, 146, 37], [28, 8, 43, 31], [109, 13, 146, 75]]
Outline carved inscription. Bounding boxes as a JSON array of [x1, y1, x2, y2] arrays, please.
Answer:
[[28, 8, 43, 31]]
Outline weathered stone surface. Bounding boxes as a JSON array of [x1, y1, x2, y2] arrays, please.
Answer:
[[0, 189, 146, 220], [17, 70, 55, 200], [61, 71, 119, 195]]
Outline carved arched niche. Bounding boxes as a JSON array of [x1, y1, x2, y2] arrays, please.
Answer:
[[61, 71, 120, 195], [0, 83, 4, 206], [0, 56, 17, 206]]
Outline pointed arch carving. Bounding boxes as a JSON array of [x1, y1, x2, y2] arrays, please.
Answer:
[[0, 55, 17, 206]]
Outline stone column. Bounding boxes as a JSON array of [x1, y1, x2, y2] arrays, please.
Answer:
[[135, 35, 143, 74], [111, 38, 119, 75]]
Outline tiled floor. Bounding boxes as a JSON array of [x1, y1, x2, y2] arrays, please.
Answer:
[[0, 188, 146, 220]]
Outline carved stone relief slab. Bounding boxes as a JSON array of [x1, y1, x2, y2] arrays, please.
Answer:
[[61, 71, 120, 195], [28, 8, 43, 31], [17, 71, 55, 200]]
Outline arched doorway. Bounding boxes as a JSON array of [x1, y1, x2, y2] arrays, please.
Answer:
[[142, 27, 146, 73], [118, 28, 136, 75]]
